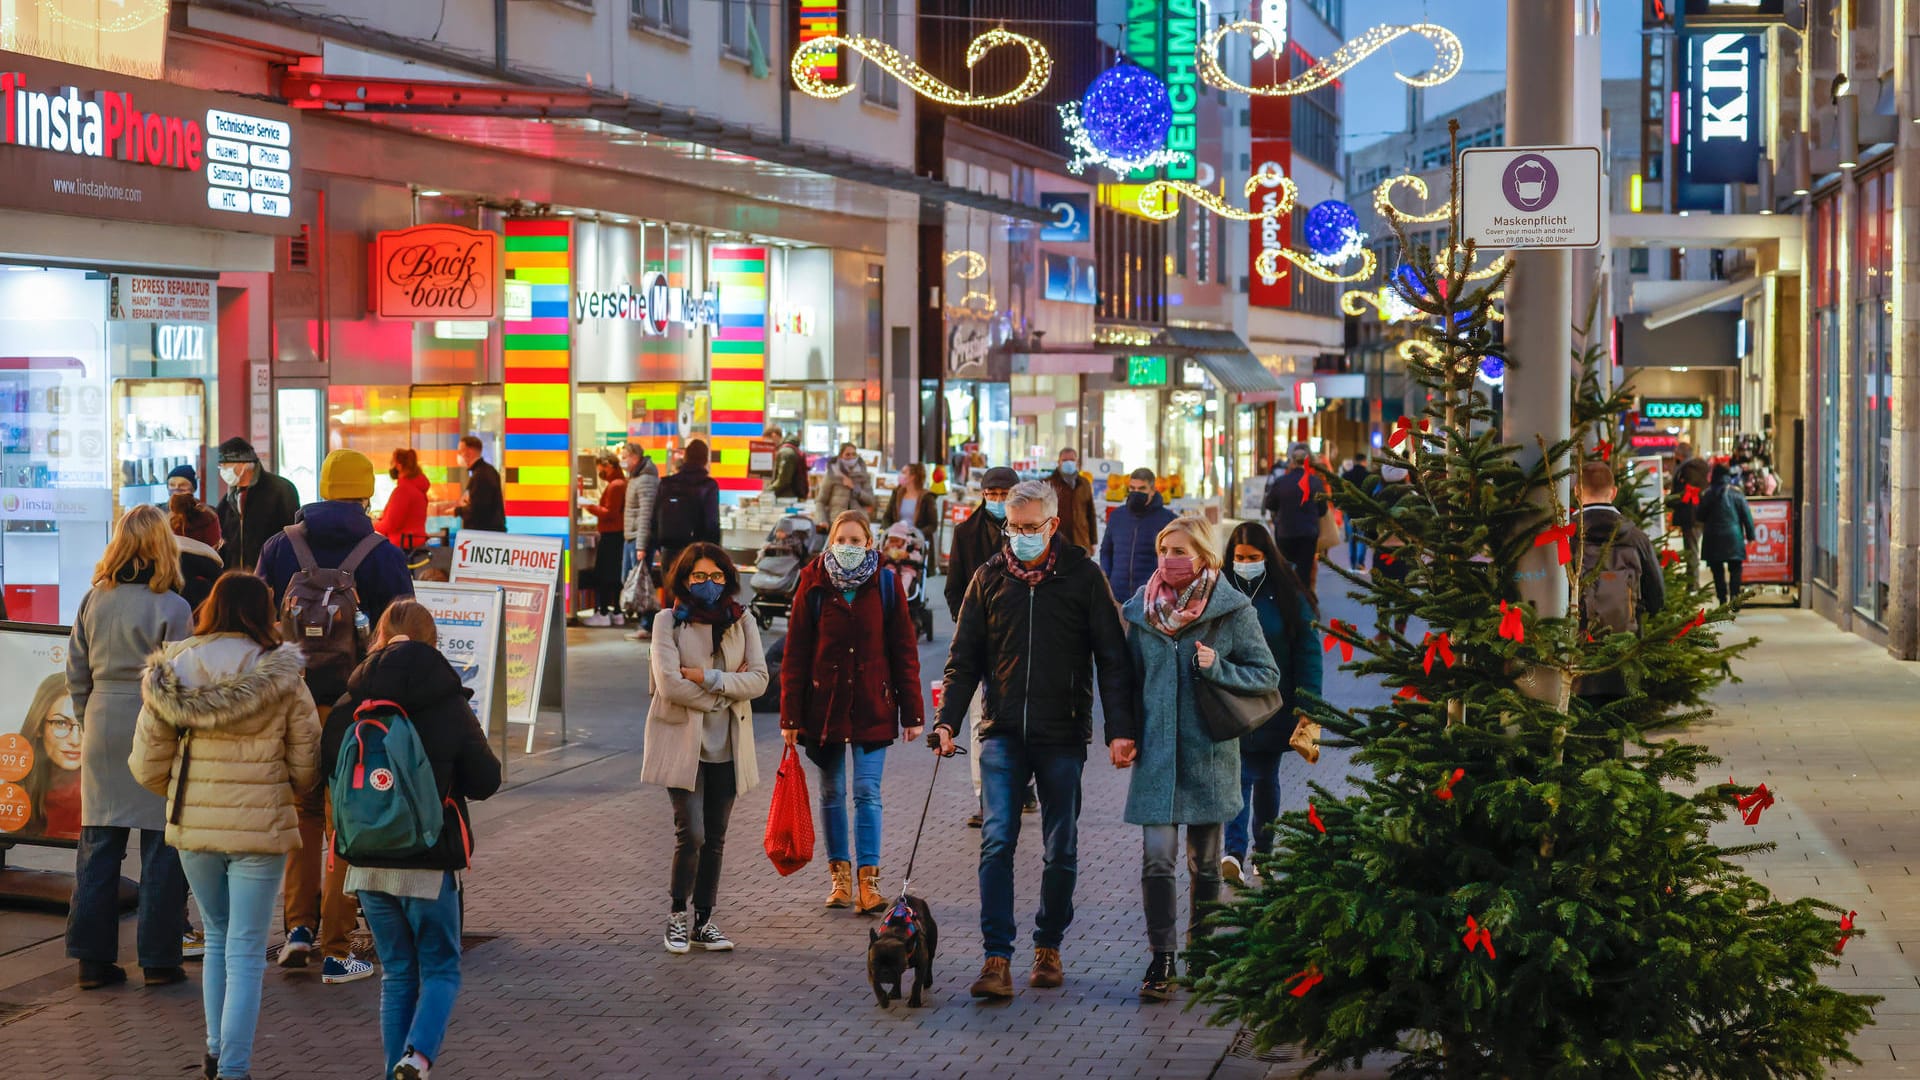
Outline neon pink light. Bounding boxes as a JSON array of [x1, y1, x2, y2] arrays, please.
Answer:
[[1669, 92, 1681, 146]]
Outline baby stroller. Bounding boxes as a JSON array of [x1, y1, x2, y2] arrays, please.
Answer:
[[750, 513, 824, 629], [881, 522, 936, 642]]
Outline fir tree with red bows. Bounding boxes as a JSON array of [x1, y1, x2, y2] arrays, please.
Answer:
[[1188, 139, 1873, 1076]]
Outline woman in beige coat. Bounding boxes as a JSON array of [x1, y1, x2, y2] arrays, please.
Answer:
[[130, 572, 319, 1080], [641, 542, 769, 955]]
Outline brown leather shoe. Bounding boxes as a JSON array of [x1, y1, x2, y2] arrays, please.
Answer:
[[1030, 947, 1063, 988], [825, 860, 854, 909], [856, 865, 887, 915], [969, 956, 1014, 999]]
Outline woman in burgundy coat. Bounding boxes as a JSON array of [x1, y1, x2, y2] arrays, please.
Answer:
[[780, 509, 924, 915]]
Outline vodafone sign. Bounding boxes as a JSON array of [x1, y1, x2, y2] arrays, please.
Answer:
[[0, 51, 299, 234]]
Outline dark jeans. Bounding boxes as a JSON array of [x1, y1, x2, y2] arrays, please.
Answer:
[[979, 737, 1084, 958], [66, 826, 188, 968], [668, 761, 738, 919], [592, 532, 623, 613], [1224, 750, 1283, 861], [1277, 534, 1319, 597], [1709, 560, 1744, 606], [1141, 824, 1223, 953]]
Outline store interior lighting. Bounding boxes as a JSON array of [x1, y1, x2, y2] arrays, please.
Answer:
[[417, 189, 442, 198]]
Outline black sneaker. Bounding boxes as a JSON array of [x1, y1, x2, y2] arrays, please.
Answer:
[[76, 961, 126, 990], [1022, 785, 1038, 814], [142, 966, 189, 987], [1139, 952, 1176, 1002], [690, 920, 734, 951], [664, 911, 691, 955], [202, 1054, 218, 1080]]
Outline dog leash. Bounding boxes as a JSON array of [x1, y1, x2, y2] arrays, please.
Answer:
[[897, 739, 967, 901]]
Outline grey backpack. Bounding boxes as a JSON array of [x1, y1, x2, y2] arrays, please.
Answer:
[[1579, 531, 1642, 637], [279, 524, 386, 686]]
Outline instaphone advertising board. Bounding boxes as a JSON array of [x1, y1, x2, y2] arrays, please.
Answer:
[[448, 531, 561, 747]]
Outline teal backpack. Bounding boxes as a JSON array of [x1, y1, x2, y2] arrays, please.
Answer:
[[330, 699, 442, 861]]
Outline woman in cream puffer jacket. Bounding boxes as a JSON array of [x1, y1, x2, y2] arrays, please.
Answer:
[[128, 572, 318, 1080]]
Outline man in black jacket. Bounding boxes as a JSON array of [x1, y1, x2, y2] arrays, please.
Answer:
[[933, 480, 1135, 1000], [215, 436, 301, 571], [1262, 443, 1328, 597], [943, 465, 1015, 823], [650, 438, 722, 581], [453, 435, 507, 534], [1575, 461, 1666, 704]]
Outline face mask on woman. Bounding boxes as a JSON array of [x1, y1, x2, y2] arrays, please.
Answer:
[[688, 580, 727, 606], [389, 466, 401, 480], [830, 544, 868, 569], [1160, 555, 1197, 588], [1232, 559, 1266, 581], [1009, 529, 1049, 563]]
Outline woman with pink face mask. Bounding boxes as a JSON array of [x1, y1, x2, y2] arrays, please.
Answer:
[[1111, 515, 1279, 1003]]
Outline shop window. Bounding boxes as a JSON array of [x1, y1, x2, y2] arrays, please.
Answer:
[[859, 0, 899, 108], [326, 385, 501, 537], [1849, 170, 1893, 620]]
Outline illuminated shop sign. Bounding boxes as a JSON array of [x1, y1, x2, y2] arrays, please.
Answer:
[[1125, 0, 1197, 180], [374, 224, 500, 320], [1682, 32, 1761, 185], [574, 273, 720, 336], [1681, 0, 1786, 25], [1642, 398, 1706, 420]]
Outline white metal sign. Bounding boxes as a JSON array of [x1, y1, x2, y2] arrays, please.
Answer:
[[1459, 145, 1602, 250]]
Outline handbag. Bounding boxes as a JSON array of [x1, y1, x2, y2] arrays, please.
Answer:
[[1191, 633, 1286, 743], [620, 558, 658, 617], [763, 745, 815, 876], [1288, 714, 1322, 764], [1315, 504, 1341, 554]]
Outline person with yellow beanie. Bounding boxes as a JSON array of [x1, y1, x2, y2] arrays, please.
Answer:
[[251, 447, 415, 987]]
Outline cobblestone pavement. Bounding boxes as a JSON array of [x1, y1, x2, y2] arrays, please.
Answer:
[[4, 572, 1913, 1077]]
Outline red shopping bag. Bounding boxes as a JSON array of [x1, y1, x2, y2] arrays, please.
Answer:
[[764, 745, 815, 876]]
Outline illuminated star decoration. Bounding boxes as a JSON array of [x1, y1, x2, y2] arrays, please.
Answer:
[[1200, 21, 1464, 97], [1137, 171, 1298, 222], [792, 27, 1051, 107], [1061, 62, 1190, 177]]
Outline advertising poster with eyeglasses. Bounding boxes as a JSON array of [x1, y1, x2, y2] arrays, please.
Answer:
[[0, 623, 81, 845]]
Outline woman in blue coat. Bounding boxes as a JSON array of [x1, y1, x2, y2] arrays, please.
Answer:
[[1219, 521, 1321, 885], [1115, 515, 1280, 1002]]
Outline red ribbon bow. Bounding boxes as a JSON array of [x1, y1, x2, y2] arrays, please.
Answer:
[[1436, 768, 1465, 801], [1286, 965, 1324, 997], [1307, 803, 1327, 834], [1596, 440, 1613, 462], [1497, 601, 1526, 643], [1462, 915, 1497, 958], [1736, 783, 1774, 826], [1533, 522, 1579, 565], [1673, 608, 1707, 641], [1682, 484, 1702, 506], [1422, 632, 1457, 674], [1378, 551, 1396, 565], [1835, 911, 1857, 954], [1388, 416, 1431, 450], [1659, 549, 1680, 568], [1322, 620, 1355, 663], [1396, 685, 1427, 703], [1300, 473, 1313, 506]]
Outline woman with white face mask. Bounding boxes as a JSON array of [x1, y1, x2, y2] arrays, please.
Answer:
[[778, 511, 924, 915], [815, 443, 876, 524]]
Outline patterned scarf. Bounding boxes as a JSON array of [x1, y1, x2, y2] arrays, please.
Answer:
[[823, 547, 881, 591], [1144, 568, 1217, 638], [1001, 536, 1059, 586], [673, 596, 745, 654]]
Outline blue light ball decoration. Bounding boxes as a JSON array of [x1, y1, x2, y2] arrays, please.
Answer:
[[1304, 200, 1361, 259], [1479, 355, 1507, 381], [1080, 63, 1173, 162], [1393, 262, 1431, 305]]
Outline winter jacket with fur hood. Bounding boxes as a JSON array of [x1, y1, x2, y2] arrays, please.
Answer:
[[130, 637, 320, 855]]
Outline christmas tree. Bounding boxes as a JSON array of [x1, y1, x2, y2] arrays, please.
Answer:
[[1188, 146, 1875, 1077]]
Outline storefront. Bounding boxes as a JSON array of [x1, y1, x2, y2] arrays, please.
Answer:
[[0, 52, 297, 623]]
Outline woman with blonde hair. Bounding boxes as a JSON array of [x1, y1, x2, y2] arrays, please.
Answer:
[[65, 503, 196, 990], [1114, 514, 1279, 1002]]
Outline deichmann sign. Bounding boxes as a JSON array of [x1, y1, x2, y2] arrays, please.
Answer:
[[1683, 32, 1762, 186], [573, 274, 720, 336], [0, 50, 298, 234], [1124, 0, 1196, 181], [1460, 145, 1602, 249], [1642, 398, 1706, 420], [374, 224, 500, 320]]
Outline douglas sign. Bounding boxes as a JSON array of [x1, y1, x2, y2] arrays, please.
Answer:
[[374, 224, 499, 319]]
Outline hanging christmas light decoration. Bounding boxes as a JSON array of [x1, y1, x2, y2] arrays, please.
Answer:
[[1373, 174, 1452, 223], [1260, 245, 1378, 284], [1062, 103, 1190, 175], [39, 0, 169, 33], [1304, 201, 1360, 256], [1341, 286, 1420, 323], [1437, 245, 1512, 282], [1137, 172, 1297, 222], [944, 250, 987, 280], [1397, 339, 1443, 367], [1082, 63, 1172, 158], [792, 27, 1051, 107], [1479, 354, 1507, 386], [1200, 21, 1463, 97]]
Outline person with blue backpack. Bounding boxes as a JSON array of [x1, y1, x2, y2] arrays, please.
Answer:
[[779, 510, 924, 916], [321, 600, 501, 1080]]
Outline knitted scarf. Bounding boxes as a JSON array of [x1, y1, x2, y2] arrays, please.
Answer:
[[673, 596, 745, 654], [1144, 568, 1217, 638], [1001, 537, 1059, 586], [824, 547, 880, 592]]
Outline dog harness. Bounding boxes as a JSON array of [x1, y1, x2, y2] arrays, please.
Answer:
[[883, 900, 919, 942]]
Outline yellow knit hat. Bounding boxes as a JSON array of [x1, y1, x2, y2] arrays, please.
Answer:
[[319, 449, 376, 501]]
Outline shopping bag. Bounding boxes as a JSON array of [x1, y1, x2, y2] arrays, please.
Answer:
[[763, 745, 815, 876], [1315, 504, 1342, 554], [620, 559, 658, 617]]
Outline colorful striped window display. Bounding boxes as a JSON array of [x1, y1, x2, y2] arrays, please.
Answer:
[[798, 0, 840, 82], [708, 245, 768, 502], [503, 219, 573, 539]]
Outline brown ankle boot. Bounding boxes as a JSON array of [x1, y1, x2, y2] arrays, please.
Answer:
[[855, 865, 887, 914], [1030, 947, 1063, 988], [969, 956, 1014, 998], [825, 860, 853, 909]]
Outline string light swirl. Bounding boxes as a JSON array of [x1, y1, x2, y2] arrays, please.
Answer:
[[792, 28, 1051, 107], [1373, 174, 1452, 223], [1201, 22, 1464, 97], [1342, 286, 1420, 323], [1260, 246, 1379, 284], [944, 250, 987, 280], [39, 0, 168, 33], [1137, 173, 1297, 222]]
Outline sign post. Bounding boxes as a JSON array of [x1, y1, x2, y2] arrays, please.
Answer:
[[449, 531, 564, 753], [1460, 145, 1603, 250]]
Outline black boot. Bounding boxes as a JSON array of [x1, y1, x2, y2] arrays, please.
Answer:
[[1139, 951, 1176, 1002], [76, 961, 126, 990], [1022, 784, 1038, 814], [202, 1054, 218, 1080]]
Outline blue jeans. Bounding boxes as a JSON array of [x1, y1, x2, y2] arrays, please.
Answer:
[[1346, 522, 1367, 569], [979, 737, 1085, 958], [360, 872, 463, 1074], [814, 743, 887, 867], [179, 851, 283, 1079], [65, 826, 187, 968], [1225, 751, 1283, 862], [621, 538, 638, 580]]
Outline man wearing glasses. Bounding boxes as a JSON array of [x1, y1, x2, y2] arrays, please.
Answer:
[[933, 480, 1136, 999]]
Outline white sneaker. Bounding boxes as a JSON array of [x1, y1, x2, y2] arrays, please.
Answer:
[[393, 1048, 432, 1080], [181, 928, 205, 960], [611, 613, 626, 626], [628, 628, 652, 641], [581, 613, 611, 627], [664, 911, 691, 954], [1220, 854, 1243, 886]]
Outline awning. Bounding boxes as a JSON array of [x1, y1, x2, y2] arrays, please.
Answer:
[[1164, 326, 1283, 395], [1642, 276, 1761, 331]]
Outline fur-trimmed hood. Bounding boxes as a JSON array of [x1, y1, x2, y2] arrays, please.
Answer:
[[141, 636, 309, 736]]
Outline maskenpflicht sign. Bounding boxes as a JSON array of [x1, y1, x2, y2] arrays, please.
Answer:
[[1459, 145, 1601, 250]]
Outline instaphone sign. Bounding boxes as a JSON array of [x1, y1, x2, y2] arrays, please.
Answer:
[[574, 272, 720, 337], [1683, 32, 1762, 185], [374, 224, 500, 320], [0, 50, 299, 234]]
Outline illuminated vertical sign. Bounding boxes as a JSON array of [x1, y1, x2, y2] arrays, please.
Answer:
[[501, 219, 573, 538], [707, 245, 767, 501], [797, 0, 840, 82], [1248, 42, 1292, 309], [1682, 31, 1761, 185], [1125, 0, 1196, 181]]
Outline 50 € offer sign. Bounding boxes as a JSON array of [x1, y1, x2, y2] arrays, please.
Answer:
[[451, 532, 562, 749]]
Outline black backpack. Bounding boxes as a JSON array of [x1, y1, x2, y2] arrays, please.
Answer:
[[656, 481, 706, 548]]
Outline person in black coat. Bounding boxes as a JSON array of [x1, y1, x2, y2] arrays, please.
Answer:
[[943, 465, 1016, 619], [651, 439, 723, 581], [1261, 444, 1327, 597], [215, 437, 301, 571], [321, 602, 500, 1079], [454, 435, 507, 534]]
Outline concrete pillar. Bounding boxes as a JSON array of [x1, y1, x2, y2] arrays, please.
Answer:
[[1503, 0, 1576, 620], [1885, 0, 1920, 659]]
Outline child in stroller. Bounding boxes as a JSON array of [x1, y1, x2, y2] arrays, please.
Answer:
[[750, 513, 822, 629], [881, 521, 936, 641]]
